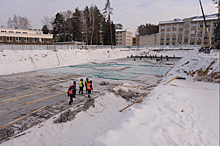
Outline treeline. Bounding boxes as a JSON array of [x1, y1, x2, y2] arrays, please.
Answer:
[[42, 5, 116, 45], [136, 23, 159, 37]]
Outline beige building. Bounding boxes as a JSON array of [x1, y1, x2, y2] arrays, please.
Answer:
[[0, 28, 53, 45], [139, 33, 159, 46], [116, 29, 132, 46], [159, 14, 218, 46]]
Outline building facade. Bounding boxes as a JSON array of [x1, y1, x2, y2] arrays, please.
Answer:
[[159, 14, 218, 46], [139, 33, 159, 46], [132, 37, 140, 46], [116, 29, 133, 46], [0, 28, 53, 45]]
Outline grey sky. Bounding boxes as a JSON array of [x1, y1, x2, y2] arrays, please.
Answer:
[[0, 0, 217, 36]]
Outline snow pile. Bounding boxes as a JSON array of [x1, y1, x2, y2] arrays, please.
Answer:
[[0, 48, 140, 75], [169, 49, 220, 82], [91, 79, 219, 146]]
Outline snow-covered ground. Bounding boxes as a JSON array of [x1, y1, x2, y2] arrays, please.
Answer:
[[1, 47, 219, 146]]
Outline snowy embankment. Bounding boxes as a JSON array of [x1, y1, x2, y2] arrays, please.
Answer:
[[2, 48, 219, 146], [0, 48, 139, 75]]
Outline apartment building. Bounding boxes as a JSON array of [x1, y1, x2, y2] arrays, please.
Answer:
[[116, 29, 133, 46], [159, 14, 218, 46], [0, 28, 53, 45]]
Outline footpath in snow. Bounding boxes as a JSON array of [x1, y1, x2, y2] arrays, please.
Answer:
[[1, 47, 219, 146]]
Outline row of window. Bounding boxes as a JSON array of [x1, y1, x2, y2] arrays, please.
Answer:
[[0, 36, 51, 43], [161, 29, 214, 35], [1, 30, 28, 34], [161, 42, 204, 45], [161, 36, 214, 41], [116, 36, 122, 37], [161, 23, 217, 31]]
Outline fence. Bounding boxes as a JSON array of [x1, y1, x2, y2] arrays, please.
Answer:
[[0, 44, 200, 51]]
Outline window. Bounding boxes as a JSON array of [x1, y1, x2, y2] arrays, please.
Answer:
[[213, 23, 217, 27], [9, 31, 14, 33], [204, 36, 208, 40], [197, 42, 201, 45], [1, 30, 6, 32], [120, 36, 122, 37], [172, 38, 176, 40], [198, 30, 202, 34], [167, 26, 171, 30], [23, 32, 27, 34], [160, 43, 164, 45], [16, 31, 21, 33], [178, 31, 182, 35], [166, 38, 170, 41], [179, 25, 183, 28], [185, 28, 189, 31], [185, 22, 190, 25], [190, 42, 195, 45], [211, 36, 215, 40], [166, 43, 169, 45], [178, 38, 182, 41], [207, 23, 211, 27], [199, 23, 203, 27], [7, 36, 13, 42], [197, 37, 202, 40], [173, 26, 177, 29], [161, 38, 164, 41], [184, 39, 188, 43], [166, 32, 170, 35], [190, 37, 195, 40], [32, 38, 37, 43], [46, 38, 50, 43], [24, 37, 29, 43], [184, 33, 188, 37], [172, 32, 176, 35], [191, 24, 196, 28], [16, 37, 21, 42], [0, 36, 3, 42], [191, 31, 196, 34], [161, 32, 164, 35], [161, 27, 165, 30]]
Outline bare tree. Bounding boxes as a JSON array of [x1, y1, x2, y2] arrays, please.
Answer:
[[41, 15, 54, 30], [7, 14, 31, 29], [116, 23, 123, 30]]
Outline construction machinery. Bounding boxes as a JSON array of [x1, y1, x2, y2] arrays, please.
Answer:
[[198, 0, 213, 53]]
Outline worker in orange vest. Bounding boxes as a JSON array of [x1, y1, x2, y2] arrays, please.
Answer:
[[87, 80, 93, 98], [67, 81, 76, 105]]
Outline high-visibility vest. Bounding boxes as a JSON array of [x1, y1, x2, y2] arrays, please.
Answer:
[[79, 81, 83, 87], [68, 89, 73, 95], [87, 83, 91, 90]]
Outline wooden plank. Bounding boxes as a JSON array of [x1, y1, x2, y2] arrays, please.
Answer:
[[119, 93, 150, 112], [163, 76, 179, 85], [0, 106, 46, 130], [23, 92, 66, 105]]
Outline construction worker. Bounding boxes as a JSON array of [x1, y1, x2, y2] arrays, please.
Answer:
[[68, 81, 76, 105], [85, 78, 89, 93], [78, 79, 84, 94], [87, 80, 93, 98]]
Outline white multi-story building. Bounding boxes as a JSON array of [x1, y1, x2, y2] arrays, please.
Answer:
[[159, 14, 218, 46], [116, 29, 133, 46]]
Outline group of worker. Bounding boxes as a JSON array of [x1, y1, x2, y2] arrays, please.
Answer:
[[67, 78, 93, 105]]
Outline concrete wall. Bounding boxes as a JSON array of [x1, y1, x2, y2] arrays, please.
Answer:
[[139, 34, 159, 45]]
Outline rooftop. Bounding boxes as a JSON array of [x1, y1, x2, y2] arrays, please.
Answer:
[[159, 13, 218, 24]]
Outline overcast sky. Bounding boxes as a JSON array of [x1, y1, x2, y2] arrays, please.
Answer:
[[0, 0, 217, 36]]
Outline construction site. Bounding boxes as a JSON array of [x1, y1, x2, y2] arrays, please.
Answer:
[[0, 55, 181, 142]]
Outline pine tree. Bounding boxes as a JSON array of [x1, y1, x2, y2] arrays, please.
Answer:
[[71, 8, 82, 41], [52, 13, 65, 42], [42, 25, 49, 34]]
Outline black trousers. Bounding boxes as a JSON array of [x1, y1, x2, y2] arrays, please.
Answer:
[[79, 87, 83, 94]]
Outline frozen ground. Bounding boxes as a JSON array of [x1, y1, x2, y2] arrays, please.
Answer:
[[0, 47, 219, 146]]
